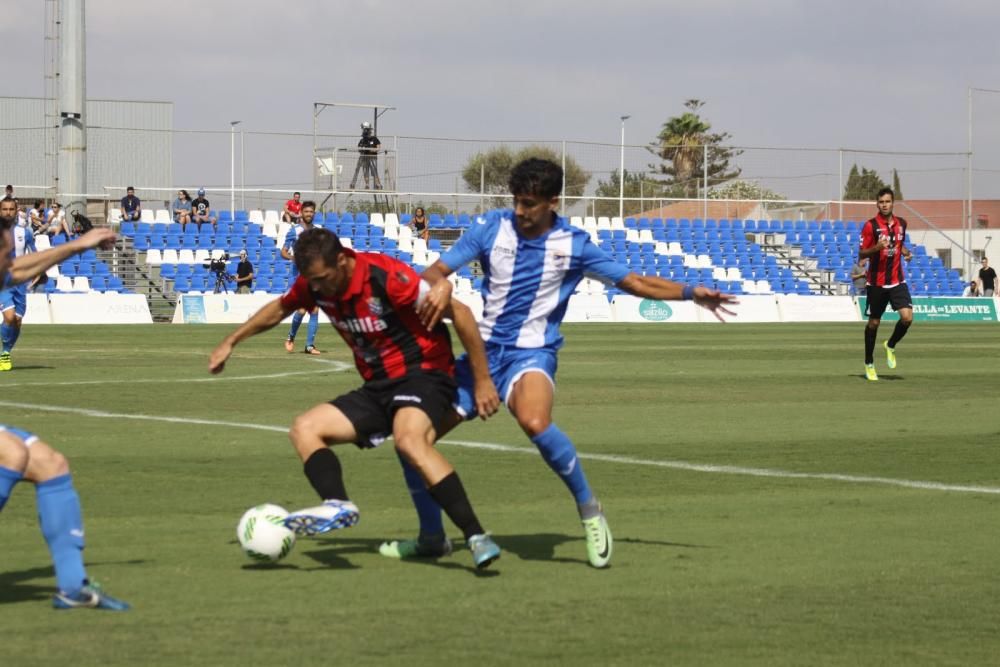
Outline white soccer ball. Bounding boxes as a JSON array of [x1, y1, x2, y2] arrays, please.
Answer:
[[237, 503, 296, 563]]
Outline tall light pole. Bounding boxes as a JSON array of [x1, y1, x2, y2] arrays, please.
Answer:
[[230, 120, 242, 220], [968, 87, 1000, 280], [619, 115, 630, 220]]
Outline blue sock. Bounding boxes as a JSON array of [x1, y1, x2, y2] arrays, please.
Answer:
[[35, 474, 88, 594], [1, 323, 14, 354], [306, 310, 319, 348], [0, 465, 24, 512], [288, 311, 304, 340], [397, 453, 445, 537], [531, 424, 593, 505]]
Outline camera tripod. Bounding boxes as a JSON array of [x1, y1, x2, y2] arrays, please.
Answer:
[[349, 154, 382, 190]]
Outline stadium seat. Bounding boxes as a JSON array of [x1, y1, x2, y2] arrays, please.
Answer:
[[248, 210, 264, 224], [154, 209, 170, 224], [72, 276, 91, 292], [140, 209, 155, 223]]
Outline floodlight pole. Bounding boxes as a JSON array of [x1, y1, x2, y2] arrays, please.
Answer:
[[967, 86, 1000, 279], [230, 120, 241, 219], [619, 115, 630, 220]]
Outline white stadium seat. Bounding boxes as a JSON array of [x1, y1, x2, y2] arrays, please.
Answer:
[[72, 276, 91, 292], [178, 249, 196, 264], [276, 223, 291, 241], [249, 210, 264, 224], [154, 209, 170, 224], [370, 213, 385, 227], [146, 249, 163, 266], [56, 276, 74, 292], [264, 210, 280, 224], [35, 235, 51, 251], [161, 249, 179, 264], [398, 236, 414, 253], [570, 216, 584, 227], [46, 264, 60, 278], [384, 213, 399, 227], [140, 209, 155, 223], [194, 249, 210, 264], [610, 217, 625, 231]]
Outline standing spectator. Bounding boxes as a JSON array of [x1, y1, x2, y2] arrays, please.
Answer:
[[850, 257, 868, 296], [410, 207, 431, 243], [858, 187, 912, 382], [4, 185, 13, 202], [119, 186, 141, 222], [978, 257, 996, 297], [282, 192, 303, 223], [44, 203, 73, 240], [234, 249, 254, 294], [349, 122, 382, 189], [172, 189, 193, 228], [191, 188, 216, 229]]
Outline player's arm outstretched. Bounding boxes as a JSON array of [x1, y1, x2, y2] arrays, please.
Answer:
[[209, 298, 293, 374], [618, 273, 738, 322], [7, 227, 115, 285], [417, 260, 456, 329], [445, 298, 499, 420]]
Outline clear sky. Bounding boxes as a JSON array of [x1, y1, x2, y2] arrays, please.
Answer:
[[5, 0, 1000, 199]]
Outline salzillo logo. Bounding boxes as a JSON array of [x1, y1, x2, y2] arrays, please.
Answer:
[[638, 299, 673, 321]]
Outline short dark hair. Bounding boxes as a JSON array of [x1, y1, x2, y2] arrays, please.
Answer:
[[294, 227, 343, 274], [0, 196, 13, 203], [300, 200, 317, 210], [876, 187, 894, 200], [509, 158, 563, 199], [34, 200, 43, 208], [127, 186, 135, 191], [293, 191, 301, 197]]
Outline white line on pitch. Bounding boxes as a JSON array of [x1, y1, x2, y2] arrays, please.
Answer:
[[1, 400, 998, 496], [0, 359, 352, 388]]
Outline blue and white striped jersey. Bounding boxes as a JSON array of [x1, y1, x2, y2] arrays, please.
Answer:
[[9, 225, 36, 259], [282, 222, 315, 277], [440, 209, 629, 350]]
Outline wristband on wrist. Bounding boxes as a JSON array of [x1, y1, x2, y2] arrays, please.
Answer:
[[682, 285, 695, 300]]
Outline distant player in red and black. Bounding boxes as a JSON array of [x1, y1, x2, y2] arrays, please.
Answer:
[[858, 186, 913, 381], [208, 228, 503, 569]]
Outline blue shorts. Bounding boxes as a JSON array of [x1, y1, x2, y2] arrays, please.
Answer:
[[0, 286, 27, 318], [0, 425, 39, 447], [454, 345, 558, 419]]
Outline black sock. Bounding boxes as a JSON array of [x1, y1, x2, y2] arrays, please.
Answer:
[[427, 472, 484, 540], [887, 320, 910, 348], [303, 448, 348, 501], [864, 326, 878, 364]]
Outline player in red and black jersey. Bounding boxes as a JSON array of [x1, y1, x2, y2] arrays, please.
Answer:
[[209, 228, 503, 569], [858, 187, 913, 381]]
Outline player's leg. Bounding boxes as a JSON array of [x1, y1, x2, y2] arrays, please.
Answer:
[[0, 303, 16, 371], [21, 436, 129, 610], [863, 286, 888, 381], [884, 286, 914, 369], [509, 363, 612, 568], [392, 397, 499, 569], [304, 306, 320, 354], [283, 396, 375, 536], [0, 430, 29, 511], [286, 307, 306, 352]]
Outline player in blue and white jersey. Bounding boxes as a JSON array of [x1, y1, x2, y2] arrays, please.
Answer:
[[0, 196, 37, 371], [382, 158, 737, 568], [280, 200, 322, 355], [0, 212, 129, 609]]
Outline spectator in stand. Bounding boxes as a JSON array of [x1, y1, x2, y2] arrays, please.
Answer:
[[28, 201, 46, 234], [850, 257, 868, 296], [4, 185, 13, 202], [282, 192, 303, 223], [172, 189, 193, 228], [963, 280, 981, 297], [234, 249, 254, 294], [191, 188, 216, 229], [119, 186, 141, 222], [978, 257, 996, 297], [44, 203, 73, 240], [410, 207, 431, 243]]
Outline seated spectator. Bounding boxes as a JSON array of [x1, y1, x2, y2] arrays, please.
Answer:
[[120, 186, 141, 222], [282, 192, 303, 223], [28, 200, 46, 234], [191, 188, 216, 229], [964, 280, 981, 297], [410, 206, 430, 243], [172, 189, 193, 228], [44, 202, 73, 239], [234, 249, 254, 294]]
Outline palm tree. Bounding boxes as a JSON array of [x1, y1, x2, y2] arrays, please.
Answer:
[[649, 99, 741, 198]]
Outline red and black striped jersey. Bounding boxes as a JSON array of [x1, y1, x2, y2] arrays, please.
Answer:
[[280, 250, 454, 381], [860, 213, 908, 287]]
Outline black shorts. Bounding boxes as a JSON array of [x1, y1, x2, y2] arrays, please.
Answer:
[[865, 283, 913, 319], [331, 371, 458, 449]]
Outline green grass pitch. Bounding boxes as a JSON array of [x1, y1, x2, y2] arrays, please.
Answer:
[[1, 322, 998, 666]]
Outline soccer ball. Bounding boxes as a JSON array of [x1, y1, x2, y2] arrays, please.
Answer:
[[236, 504, 296, 563]]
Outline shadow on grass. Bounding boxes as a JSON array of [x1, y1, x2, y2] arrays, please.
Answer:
[[855, 373, 905, 381], [0, 560, 148, 605]]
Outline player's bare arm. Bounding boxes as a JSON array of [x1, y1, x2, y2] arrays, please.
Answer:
[[446, 299, 499, 420], [618, 273, 738, 322], [8, 227, 115, 285], [418, 259, 456, 329], [209, 298, 293, 374]]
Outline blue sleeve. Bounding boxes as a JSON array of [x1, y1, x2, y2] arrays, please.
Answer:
[[282, 227, 296, 251], [439, 210, 504, 270], [25, 229, 36, 253], [580, 236, 630, 284]]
